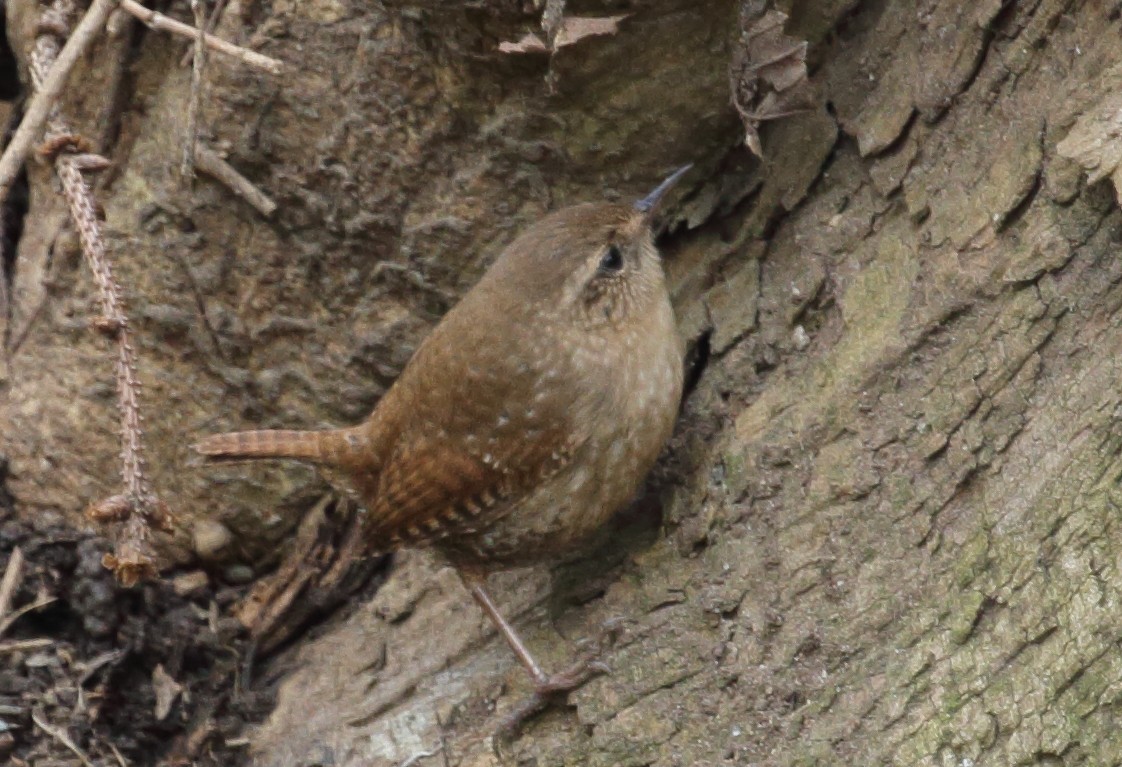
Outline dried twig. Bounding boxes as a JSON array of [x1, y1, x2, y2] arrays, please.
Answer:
[[95, 15, 135, 167], [51, 154, 125, 324], [109, 741, 130, 767], [0, 266, 9, 336], [196, 144, 277, 217], [0, 637, 55, 653], [30, 1, 164, 585], [0, 0, 118, 203], [31, 710, 96, 767], [77, 648, 126, 686], [118, 0, 282, 74], [0, 548, 54, 638], [179, 0, 229, 67], [0, 595, 58, 637], [181, 0, 206, 177], [0, 546, 24, 624]]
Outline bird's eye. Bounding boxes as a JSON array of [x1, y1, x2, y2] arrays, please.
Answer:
[[598, 245, 624, 274]]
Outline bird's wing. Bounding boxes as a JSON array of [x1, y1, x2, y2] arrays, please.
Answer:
[[359, 308, 584, 548], [366, 427, 579, 548]]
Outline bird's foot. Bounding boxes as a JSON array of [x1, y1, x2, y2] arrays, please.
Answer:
[[496, 617, 626, 738], [537, 656, 611, 694], [496, 657, 608, 739]]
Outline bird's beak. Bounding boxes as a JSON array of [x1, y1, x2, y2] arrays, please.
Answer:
[[634, 164, 693, 214]]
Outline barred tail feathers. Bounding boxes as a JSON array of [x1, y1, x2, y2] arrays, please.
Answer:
[[194, 427, 368, 467]]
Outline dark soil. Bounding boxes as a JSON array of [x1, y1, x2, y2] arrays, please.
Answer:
[[0, 474, 271, 767]]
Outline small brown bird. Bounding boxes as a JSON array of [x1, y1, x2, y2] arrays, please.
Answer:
[[196, 167, 689, 726]]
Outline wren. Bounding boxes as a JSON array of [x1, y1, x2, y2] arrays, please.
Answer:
[[196, 166, 690, 729]]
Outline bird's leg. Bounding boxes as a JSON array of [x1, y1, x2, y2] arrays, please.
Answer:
[[457, 568, 608, 735]]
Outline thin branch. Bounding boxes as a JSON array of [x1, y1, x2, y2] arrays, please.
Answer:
[[0, 637, 55, 653], [109, 741, 130, 767], [77, 648, 127, 686], [0, 596, 58, 639], [179, 0, 229, 67], [54, 156, 126, 325], [50, 165, 170, 539], [196, 144, 277, 217], [113, 330, 148, 501], [0, 546, 23, 624], [31, 710, 96, 767], [30, 2, 162, 585], [0, 265, 9, 340], [5, 290, 47, 355], [118, 0, 282, 74], [95, 18, 135, 167], [0, 0, 119, 203], [181, 0, 206, 178]]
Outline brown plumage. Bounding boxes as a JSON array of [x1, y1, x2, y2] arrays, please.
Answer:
[[196, 167, 690, 730]]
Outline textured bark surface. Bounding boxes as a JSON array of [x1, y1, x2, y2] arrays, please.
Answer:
[[2, 0, 736, 553], [5, 0, 1122, 765]]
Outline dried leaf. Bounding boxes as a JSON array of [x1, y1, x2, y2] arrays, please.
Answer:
[[88, 494, 171, 584], [744, 126, 763, 158], [756, 42, 809, 92], [499, 32, 548, 54], [85, 494, 133, 523], [500, 14, 629, 54], [151, 663, 183, 721], [101, 547, 157, 587], [145, 496, 176, 533], [554, 15, 628, 48], [730, 8, 815, 156]]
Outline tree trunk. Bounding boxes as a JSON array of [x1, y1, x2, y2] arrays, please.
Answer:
[[4, 0, 1122, 765]]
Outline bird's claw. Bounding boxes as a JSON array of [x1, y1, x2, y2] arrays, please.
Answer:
[[496, 624, 621, 739]]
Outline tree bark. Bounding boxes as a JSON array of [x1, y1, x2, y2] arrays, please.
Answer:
[[5, 0, 1122, 765]]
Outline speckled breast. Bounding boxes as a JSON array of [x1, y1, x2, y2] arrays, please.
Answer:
[[438, 297, 684, 568]]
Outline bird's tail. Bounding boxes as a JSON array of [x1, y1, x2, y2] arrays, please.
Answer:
[[194, 427, 367, 467]]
